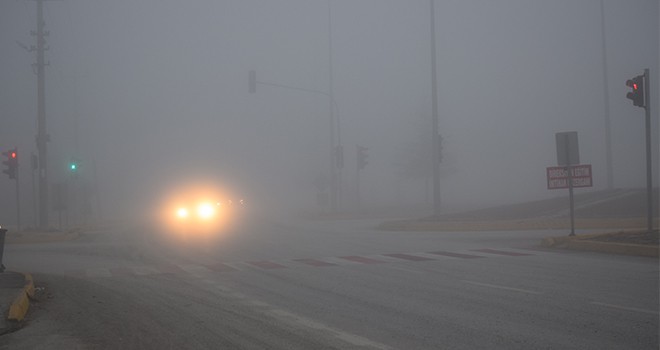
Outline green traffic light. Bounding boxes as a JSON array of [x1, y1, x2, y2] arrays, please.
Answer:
[[70, 163, 77, 171]]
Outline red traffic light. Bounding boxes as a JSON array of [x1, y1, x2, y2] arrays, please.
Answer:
[[626, 75, 644, 108], [2, 148, 18, 179]]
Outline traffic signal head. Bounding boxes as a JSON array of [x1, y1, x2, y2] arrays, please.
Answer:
[[69, 158, 80, 174], [626, 75, 645, 107], [357, 145, 368, 170], [2, 148, 18, 179]]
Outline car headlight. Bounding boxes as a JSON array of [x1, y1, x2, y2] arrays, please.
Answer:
[[196, 203, 215, 219], [176, 207, 189, 218]]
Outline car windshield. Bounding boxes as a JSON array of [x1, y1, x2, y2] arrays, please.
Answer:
[[0, 1, 657, 349]]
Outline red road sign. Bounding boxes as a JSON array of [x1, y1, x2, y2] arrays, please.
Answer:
[[547, 164, 593, 190]]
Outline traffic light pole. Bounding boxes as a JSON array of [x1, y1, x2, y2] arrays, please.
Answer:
[[15, 163, 21, 232], [430, 0, 441, 217], [643, 68, 653, 233], [34, 0, 51, 229]]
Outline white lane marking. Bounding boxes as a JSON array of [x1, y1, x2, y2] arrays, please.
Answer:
[[269, 309, 392, 350], [186, 269, 391, 349], [385, 265, 425, 275], [413, 252, 452, 260], [222, 262, 249, 271], [132, 266, 160, 276], [322, 257, 359, 266], [462, 280, 541, 295], [177, 263, 213, 275], [368, 254, 404, 262], [85, 268, 112, 278], [590, 302, 659, 315]]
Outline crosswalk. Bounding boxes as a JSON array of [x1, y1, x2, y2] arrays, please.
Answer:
[[63, 246, 553, 279]]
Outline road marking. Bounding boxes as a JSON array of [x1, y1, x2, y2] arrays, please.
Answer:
[[383, 253, 435, 262], [413, 252, 452, 260], [590, 302, 659, 315], [322, 257, 361, 266], [293, 258, 337, 267], [178, 263, 213, 275], [109, 267, 133, 277], [85, 268, 113, 278], [188, 270, 391, 349], [513, 246, 559, 253], [156, 263, 185, 274], [428, 250, 484, 259], [247, 260, 287, 269], [222, 262, 250, 271], [339, 256, 386, 264], [471, 248, 533, 257], [462, 280, 541, 295], [132, 266, 160, 276], [204, 262, 239, 272], [269, 308, 392, 349], [385, 265, 425, 275], [73, 246, 545, 280]]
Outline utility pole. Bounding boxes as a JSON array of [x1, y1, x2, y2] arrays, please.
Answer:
[[625, 69, 654, 233], [430, 0, 441, 217], [643, 68, 652, 232], [327, 0, 339, 214], [32, 0, 53, 229], [31, 153, 38, 228], [600, 0, 613, 189]]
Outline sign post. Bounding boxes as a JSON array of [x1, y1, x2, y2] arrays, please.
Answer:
[[551, 132, 591, 236]]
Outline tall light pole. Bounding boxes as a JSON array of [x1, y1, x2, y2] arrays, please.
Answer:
[[327, 0, 339, 213], [33, 0, 53, 228], [600, 0, 613, 189], [430, 0, 441, 216]]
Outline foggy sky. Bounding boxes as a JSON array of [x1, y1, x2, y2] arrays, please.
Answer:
[[0, 0, 658, 225]]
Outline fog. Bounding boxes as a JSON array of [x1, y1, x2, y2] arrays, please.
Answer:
[[0, 0, 658, 227]]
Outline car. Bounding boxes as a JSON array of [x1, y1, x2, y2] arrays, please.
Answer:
[[155, 182, 246, 242]]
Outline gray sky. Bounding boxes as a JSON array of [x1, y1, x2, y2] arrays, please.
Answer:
[[0, 0, 658, 224]]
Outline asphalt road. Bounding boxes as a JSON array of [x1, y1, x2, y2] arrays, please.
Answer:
[[0, 216, 657, 349]]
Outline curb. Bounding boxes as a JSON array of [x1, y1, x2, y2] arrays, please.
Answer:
[[540, 233, 659, 258], [7, 273, 35, 322], [6, 231, 81, 245], [378, 218, 657, 232]]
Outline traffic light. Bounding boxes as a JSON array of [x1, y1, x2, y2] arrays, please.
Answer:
[[357, 145, 368, 170], [626, 74, 645, 107], [2, 148, 18, 179], [69, 159, 79, 173]]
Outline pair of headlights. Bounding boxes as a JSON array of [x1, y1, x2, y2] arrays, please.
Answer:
[[176, 202, 218, 220]]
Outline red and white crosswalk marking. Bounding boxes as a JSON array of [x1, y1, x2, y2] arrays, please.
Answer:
[[63, 247, 544, 279]]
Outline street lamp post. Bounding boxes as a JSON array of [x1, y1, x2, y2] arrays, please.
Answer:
[[430, 0, 441, 217]]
